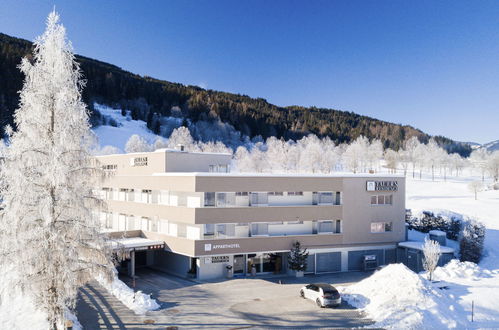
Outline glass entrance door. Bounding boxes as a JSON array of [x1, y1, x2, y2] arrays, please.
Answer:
[[233, 254, 245, 275]]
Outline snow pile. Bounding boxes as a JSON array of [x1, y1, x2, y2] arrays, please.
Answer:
[[340, 263, 466, 329], [96, 271, 160, 314], [434, 259, 491, 281]]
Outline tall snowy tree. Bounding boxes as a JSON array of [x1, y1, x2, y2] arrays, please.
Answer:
[[0, 12, 113, 329]]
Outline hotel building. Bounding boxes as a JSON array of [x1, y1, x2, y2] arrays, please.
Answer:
[[97, 148, 406, 280]]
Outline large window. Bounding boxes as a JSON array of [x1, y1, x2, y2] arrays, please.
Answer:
[[287, 191, 304, 196], [204, 192, 215, 207], [371, 222, 393, 233], [313, 192, 334, 205], [318, 220, 342, 234]]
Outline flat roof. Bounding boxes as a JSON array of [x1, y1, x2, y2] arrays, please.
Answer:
[[398, 241, 455, 253], [95, 149, 232, 157], [152, 172, 405, 178], [109, 237, 164, 250]]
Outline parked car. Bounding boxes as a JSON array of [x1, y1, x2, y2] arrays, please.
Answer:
[[300, 283, 341, 307]]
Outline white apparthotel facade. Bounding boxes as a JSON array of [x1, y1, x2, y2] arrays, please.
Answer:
[[96, 148, 406, 280]]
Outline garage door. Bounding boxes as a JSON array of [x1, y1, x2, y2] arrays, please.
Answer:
[[316, 252, 341, 273], [305, 254, 315, 274]]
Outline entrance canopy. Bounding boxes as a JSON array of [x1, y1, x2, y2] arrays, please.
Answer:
[[109, 237, 165, 252]]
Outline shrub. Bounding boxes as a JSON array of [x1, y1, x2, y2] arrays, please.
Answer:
[[406, 210, 461, 241], [459, 220, 485, 263]]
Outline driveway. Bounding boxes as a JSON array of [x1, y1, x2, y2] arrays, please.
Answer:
[[77, 269, 376, 329]]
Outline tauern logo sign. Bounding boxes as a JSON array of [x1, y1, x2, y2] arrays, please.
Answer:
[[366, 181, 398, 192]]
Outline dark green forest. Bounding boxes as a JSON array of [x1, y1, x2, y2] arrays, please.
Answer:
[[0, 32, 471, 155]]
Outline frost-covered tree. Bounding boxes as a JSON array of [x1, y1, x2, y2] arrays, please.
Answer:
[[94, 145, 122, 155], [426, 138, 443, 181], [0, 12, 113, 329], [167, 126, 199, 151], [124, 134, 152, 153], [469, 148, 489, 182], [366, 139, 383, 173], [404, 136, 420, 178], [486, 150, 499, 184], [343, 136, 369, 173], [384, 149, 399, 174], [468, 180, 484, 200], [422, 238, 441, 281]]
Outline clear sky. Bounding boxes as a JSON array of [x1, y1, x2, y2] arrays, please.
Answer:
[[1, 1, 498, 143]]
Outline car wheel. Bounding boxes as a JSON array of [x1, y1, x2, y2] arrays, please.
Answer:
[[300, 290, 305, 298], [316, 299, 323, 308]]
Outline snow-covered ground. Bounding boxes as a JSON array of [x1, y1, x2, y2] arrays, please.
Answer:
[[341, 174, 499, 329], [92, 103, 161, 152]]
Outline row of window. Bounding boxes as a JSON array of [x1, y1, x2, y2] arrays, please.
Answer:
[[370, 194, 393, 205], [370, 222, 392, 233], [208, 164, 229, 173]]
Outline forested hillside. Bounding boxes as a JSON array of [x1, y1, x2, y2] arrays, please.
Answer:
[[0, 32, 471, 155]]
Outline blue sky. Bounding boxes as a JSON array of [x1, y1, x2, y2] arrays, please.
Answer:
[[1, 1, 498, 143]]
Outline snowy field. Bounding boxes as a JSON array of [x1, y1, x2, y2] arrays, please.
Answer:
[[340, 174, 499, 329], [92, 104, 161, 152]]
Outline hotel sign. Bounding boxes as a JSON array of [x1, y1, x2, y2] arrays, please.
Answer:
[[130, 156, 148, 167], [204, 243, 241, 252], [366, 181, 398, 192]]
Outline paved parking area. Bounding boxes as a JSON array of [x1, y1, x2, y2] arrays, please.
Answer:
[[77, 269, 376, 329]]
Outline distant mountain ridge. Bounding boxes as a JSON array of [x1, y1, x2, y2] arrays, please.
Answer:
[[0, 32, 471, 156], [482, 140, 499, 152]]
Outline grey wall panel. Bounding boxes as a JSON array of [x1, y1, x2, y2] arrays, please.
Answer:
[[305, 254, 316, 274], [385, 249, 397, 264]]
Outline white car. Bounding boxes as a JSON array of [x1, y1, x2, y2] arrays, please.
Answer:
[[300, 283, 341, 308]]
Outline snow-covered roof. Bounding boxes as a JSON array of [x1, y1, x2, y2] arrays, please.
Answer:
[[429, 230, 447, 237], [109, 237, 164, 250], [152, 172, 405, 178], [398, 241, 455, 253]]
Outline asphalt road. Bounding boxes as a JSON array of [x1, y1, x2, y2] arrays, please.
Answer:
[[76, 269, 376, 329]]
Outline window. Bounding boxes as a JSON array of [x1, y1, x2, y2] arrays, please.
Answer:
[[288, 191, 304, 196], [268, 192, 284, 196], [236, 192, 249, 196], [370, 195, 393, 205], [218, 164, 229, 173], [318, 192, 333, 204], [251, 223, 269, 236], [159, 219, 169, 234], [204, 192, 215, 207], [204, 224, 215, 236], [371, 222, 393, 233], [335, 192, 341, 205], [208, 165, 216, 173], [335, 220, 342, 234], [318, 220, 334, 233], [250, 192, 268, 206], [142, 189, 152, 203]]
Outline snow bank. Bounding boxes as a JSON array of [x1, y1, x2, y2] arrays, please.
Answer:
[[96, 271, 160, 314], [340, 263, 466, 329], [434, 259, 492, 281]]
